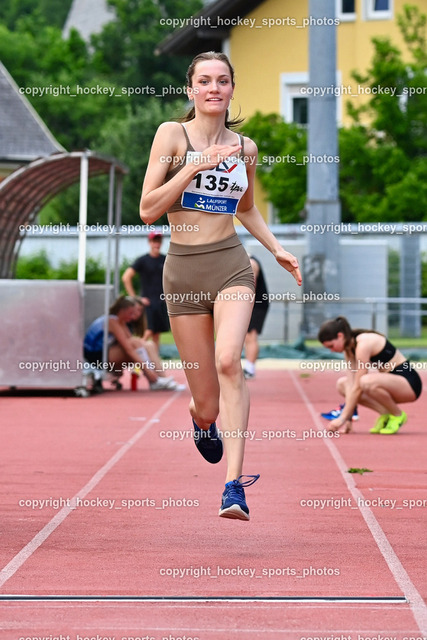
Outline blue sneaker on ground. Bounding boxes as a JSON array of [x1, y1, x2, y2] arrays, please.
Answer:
[[321, 404, 359, 421], [193, 419, 223, 464], [218, 474, 260, 521]]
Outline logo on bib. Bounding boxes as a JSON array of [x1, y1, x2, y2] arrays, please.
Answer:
[[217, 160, 238, 174], [181, 153, 248, 215]]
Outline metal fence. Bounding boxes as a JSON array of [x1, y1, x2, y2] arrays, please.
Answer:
[[279, 296, 427, 343]]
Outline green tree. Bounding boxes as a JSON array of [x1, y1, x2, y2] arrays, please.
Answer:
[[97, 98, 188, 225], [39, 98, 186, 227], [15, 250, 54, 279], [242, 114, 307, 223], [1, 0, 204, 227], [0, 18, 122, 150], [91, 0, 202, 105], [0, 0, 73, 29], [341, 4, 427, 222]]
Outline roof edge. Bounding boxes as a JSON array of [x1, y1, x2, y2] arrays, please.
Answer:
[[0, 61, 66, 155], [155, 0, 264, 56]]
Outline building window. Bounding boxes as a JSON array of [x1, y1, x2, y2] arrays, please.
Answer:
[[336, 0, 356, 21], [280, 73, 308, 124], [365, 0, 393, 20], [343, 0, 355, 11], [292, 98, 308, 125], [281, 72, 343, 126]]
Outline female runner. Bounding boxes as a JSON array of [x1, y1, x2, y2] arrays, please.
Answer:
[[140, 51, 302, 519]]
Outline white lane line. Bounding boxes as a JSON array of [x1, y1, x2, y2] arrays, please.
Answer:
[[0, 595, 407, 602], [0, 625, 417, 635], [290, 370, 427, 634], [0, 393, 179, 588]]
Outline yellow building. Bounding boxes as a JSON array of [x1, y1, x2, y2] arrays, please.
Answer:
[[227, 0, 418, 124], [158, 0, 425, 219]]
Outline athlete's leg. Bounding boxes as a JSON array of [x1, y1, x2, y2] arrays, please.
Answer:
[[337, 375, 390, 414], [108, 341, 159, 383], [152, 333, 161, 350], [130, 337, 165, 376], [214, 287, 254, 483], [244, 329, 259, 364], [336, 376, 347, 397], [359, 373, 416, 415], [169, 313, 220, 429]]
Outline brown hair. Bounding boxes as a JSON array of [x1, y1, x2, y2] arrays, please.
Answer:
[[318, 316, 383, 356], [180, 51, 244, 129], [109, 295, 136, 316], [129, 298, 148, 337]]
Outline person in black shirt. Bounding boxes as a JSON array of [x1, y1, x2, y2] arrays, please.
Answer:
[[122, 231, 170, 350], [243, 256, 270, 379]]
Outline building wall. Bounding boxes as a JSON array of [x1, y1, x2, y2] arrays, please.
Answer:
[[230, 0, 310, 120]]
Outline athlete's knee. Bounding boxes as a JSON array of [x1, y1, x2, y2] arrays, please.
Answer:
[[131, 337, 144, 347], [336, 376, 347, 394], [216, 350, 242, 378], [359, 376, 381, 395]]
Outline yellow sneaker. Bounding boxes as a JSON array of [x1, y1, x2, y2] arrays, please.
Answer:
[[370, 414, 390, 434], [379, 411, 407, 435]]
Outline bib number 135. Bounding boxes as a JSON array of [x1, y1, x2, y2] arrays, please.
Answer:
[[192, 173, 229, 192]]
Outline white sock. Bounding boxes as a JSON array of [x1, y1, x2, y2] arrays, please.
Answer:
[[136, 347, 149, 363], [244, 360, 255, 375]]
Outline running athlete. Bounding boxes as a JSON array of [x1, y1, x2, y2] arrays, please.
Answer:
[[318, 316, 422, 434], [140, 51, 302, 520]]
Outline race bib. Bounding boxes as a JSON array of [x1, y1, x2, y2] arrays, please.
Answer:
[[181, 152, 248, 215]]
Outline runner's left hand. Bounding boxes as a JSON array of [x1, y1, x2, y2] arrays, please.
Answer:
[[276, 250, 302, 286]]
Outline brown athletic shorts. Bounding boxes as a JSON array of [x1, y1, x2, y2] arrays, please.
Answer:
[[163, 233, 255, 316]]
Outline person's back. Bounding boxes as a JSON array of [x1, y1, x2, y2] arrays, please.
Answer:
[[84, 315, 116, 363], [84, 316, 105, 353]]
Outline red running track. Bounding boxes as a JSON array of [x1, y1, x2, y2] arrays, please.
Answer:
[[1, 367, 427, 639]]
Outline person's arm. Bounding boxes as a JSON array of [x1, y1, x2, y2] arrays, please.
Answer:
[[109, 317, 149, 365], [250, 257, 260, 287], [329, 343, 371, 430], [140, 122, 243, 224], [122, 267, 137, 297], [236, 139, 302, 286], [122, 266, 150, 306]]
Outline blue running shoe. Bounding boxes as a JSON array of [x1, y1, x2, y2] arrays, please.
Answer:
[[193, 419, 223, 464], [218, 474, 260, 520], [321, 404, 359, 421]]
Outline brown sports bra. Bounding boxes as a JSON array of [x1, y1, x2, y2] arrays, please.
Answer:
[[164, 123, 245, 214]]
